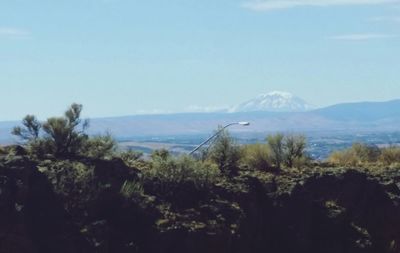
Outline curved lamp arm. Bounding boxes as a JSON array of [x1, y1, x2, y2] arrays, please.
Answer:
[[189, 122, 250, 155]]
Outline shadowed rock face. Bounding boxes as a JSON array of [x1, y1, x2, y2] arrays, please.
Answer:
[[0, 156, 91, 253], [239, 171, 400, 253], [287, 172, 400, 253], [0, 154, 399, 253]]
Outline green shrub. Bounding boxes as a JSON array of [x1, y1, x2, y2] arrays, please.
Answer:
[[266, 134, 284, 169], [118, 150, 148, 169], [328, 149, 359, 166], [81, 133, 117, 159], [27, 138, 54, 158], [37, 160, 96, 208], [266, 133, 308, 169], [144, 155, 220, 189], [379, 146, 400, 165], [240, 143, 274, 171], [120, 180, 144, 199], [283, 134, 307, 168], [11, 115, 41, 141], [207, 129, 240, 175], [13, 103, 89, 158], [0, 146, 6, 155], [291, 156, 311, 169], [351, 143, 381, 163], [12, 103, 116, 159], [327, 143, 382, 166], [41, 104, 89, 157], [151, 149, 170, 160], [119, 149, 144, 164]]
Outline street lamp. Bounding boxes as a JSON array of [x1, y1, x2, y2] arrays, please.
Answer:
[[189, 121, 250, 155]]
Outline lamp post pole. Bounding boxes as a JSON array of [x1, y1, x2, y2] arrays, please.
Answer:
[[189, 122, 250, 155]]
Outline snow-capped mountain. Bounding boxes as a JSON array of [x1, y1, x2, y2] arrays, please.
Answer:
[[230, 91, 315, 113]]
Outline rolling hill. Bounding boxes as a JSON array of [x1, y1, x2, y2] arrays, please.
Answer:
[[1, 99, 400, 143]]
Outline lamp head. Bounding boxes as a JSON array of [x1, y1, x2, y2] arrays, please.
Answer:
[[238, 121, 250, 126]]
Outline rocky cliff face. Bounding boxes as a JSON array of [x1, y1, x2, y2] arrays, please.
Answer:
[[1, 151, 399, 253]]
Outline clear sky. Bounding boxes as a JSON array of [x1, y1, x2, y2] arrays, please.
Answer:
[[1, 0, 399, 121]]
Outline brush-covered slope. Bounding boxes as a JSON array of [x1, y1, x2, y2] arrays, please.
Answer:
[[1, 146, 400, 253]]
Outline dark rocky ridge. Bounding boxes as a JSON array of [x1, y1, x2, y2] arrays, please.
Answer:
[[1, 151, 400, 253]]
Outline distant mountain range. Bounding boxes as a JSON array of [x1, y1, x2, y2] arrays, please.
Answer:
[[230, 91, 315, 113], [85, 98, 400, 137], [1, 96, 400, 142], [313, 99, 400, 122]]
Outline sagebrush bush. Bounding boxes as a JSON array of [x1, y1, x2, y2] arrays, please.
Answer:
[[151, 149, 170, 160], [12, 115, 41, 140], [12, 103, 117, 159], [27, 139, 54, 158], [144, 155, 220, 189], [41, 104, 89, 157], [119, 150, 145, 168], [0, 146, 6, 155], [351, 143, 381, 163], [120, 180, 144, 199], [379, 146, 400, 165], [291, 156, 311, 169], [283, 134, 307, 168], [328, 149, 359, 166], [81, 134, 117, 159], [266, 134, 284, 169], [266, 133, 308, 169], [327, 143, 390, 167], [240, 143, 274, 171], [37, 160, 96, 206], [207, 129, 240, 175]]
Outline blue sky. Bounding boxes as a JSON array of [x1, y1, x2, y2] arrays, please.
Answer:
[[1, 0, 399, 121]]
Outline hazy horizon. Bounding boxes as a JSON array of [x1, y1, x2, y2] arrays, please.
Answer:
[[0, 92, 399, 122]]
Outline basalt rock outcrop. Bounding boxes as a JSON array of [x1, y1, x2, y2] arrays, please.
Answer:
[[0, 152, 399, 253]]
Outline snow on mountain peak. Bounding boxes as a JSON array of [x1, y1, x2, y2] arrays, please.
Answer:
[[261, 91, 293, 99], [230, 91, 314, 113]]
